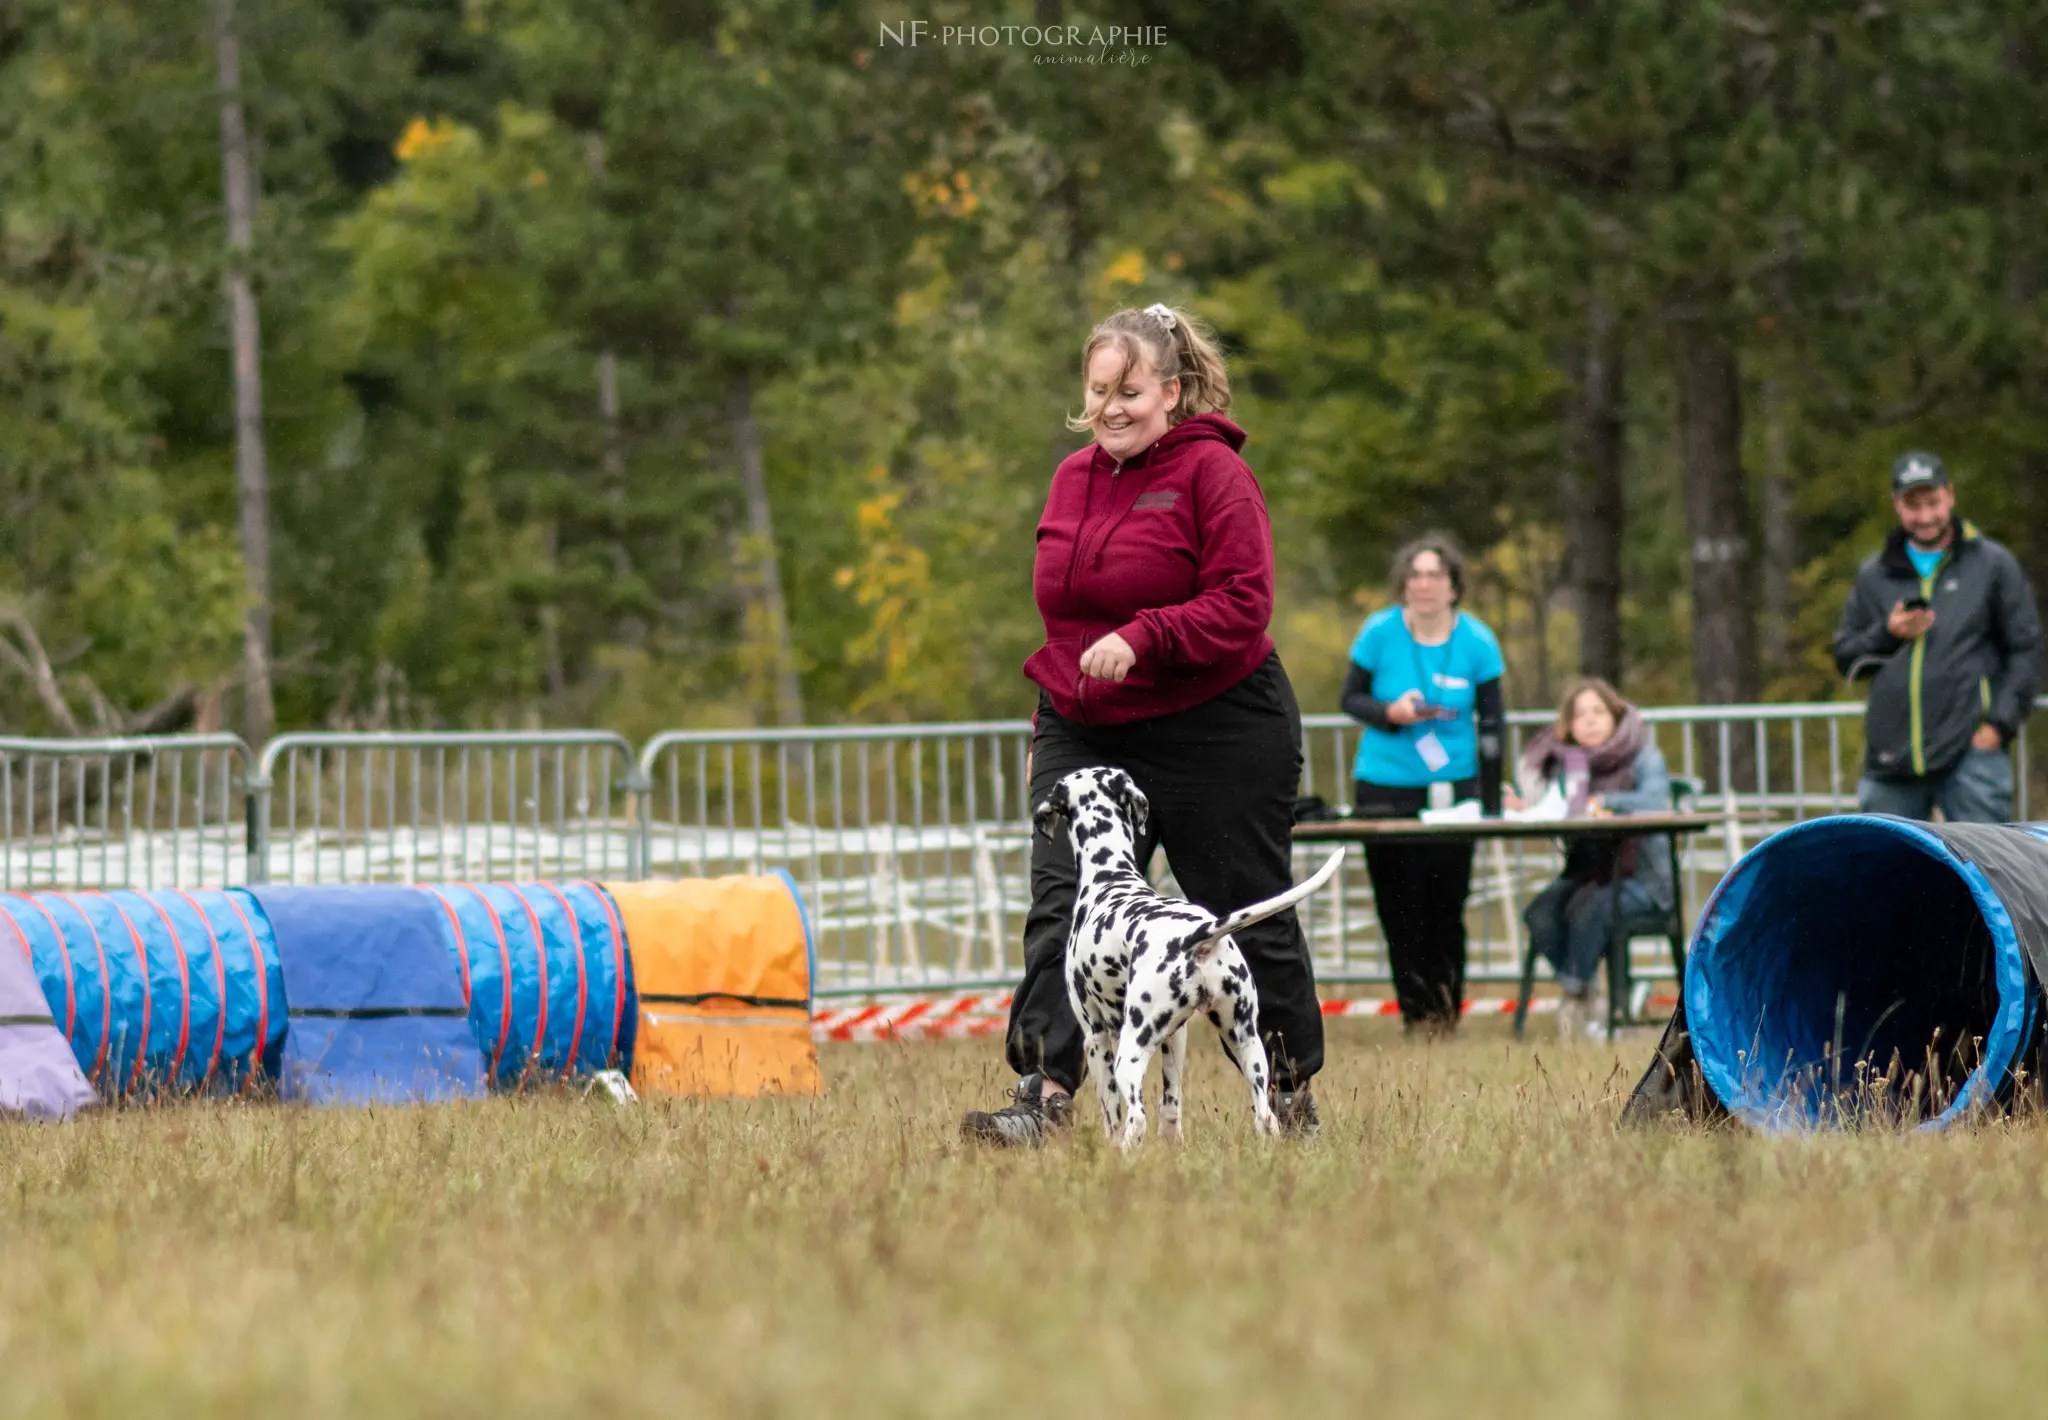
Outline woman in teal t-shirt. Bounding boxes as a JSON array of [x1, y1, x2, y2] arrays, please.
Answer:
[[1341, 535, 1505, 1034]]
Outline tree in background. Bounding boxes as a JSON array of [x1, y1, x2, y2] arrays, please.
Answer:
[[2, 0, 2048, 736], [213, 0, 276, 745]]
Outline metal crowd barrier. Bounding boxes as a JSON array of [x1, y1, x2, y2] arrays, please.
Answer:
[[246, 731, 643, 885], [636, 723, 1033, 996], [0, 735, 250, 891], [0, 701, 2039, 996]]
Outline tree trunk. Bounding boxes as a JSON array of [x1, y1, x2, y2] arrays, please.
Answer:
[[597, 348, 624, 495], [538, 518, 568, 710], [585, 132, 640, 637], [592, 345, 643, 651], [730, 374, 805, 727], [1526, 526, 1553, 708], [214, 0, 275, 747], [1561, 300, 1626, 685], [1677, 331, 1758, 705], [2004, 254, 2048, 622], [1677, 328, 1759, 794], [1758, 380, 1797, 680]]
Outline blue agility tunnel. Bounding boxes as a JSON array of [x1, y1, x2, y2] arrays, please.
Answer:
[[423, 882, 636, 1087], [252, 885, 487, 1105], [0, 877, 716, 1112], [1667, 816, 2046, 1131], [0, 889, 285, 1101]]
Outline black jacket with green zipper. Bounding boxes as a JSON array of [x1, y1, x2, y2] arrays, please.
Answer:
[[1833, 520, 2042, 782]]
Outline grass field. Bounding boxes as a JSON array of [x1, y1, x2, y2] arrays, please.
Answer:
[[5, 1018, 2048, 1418]]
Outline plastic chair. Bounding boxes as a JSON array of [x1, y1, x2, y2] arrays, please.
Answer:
[[1513, 776, 1701, 1040]]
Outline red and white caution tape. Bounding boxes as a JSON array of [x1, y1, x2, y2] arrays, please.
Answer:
[[811, 991, 1680, 1042], [812, 992, 1014, 1043]]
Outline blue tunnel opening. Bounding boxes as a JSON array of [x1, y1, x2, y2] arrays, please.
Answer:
[[1685, 816, 2036, 1132]]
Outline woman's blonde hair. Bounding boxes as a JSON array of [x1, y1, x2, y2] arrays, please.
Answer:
[[1065, 302, 1231, 436], [1554, 676, 1632, 745]]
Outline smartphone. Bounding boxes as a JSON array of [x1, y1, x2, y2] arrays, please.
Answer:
[[1426, 704, 1458, 721], [1902, 596, 1930, 612]]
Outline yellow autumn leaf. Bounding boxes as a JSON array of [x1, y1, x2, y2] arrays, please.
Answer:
[[394, 117, 434, 161], [395, 116, 459, 163], [1101, 250, 1147, 286], [855, 492, 900, 533]]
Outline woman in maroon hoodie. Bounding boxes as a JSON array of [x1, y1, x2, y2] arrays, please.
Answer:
[[961, 303, 1324, 1146]]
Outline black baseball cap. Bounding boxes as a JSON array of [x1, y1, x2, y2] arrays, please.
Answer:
[[1891, 451, 1949, 494]]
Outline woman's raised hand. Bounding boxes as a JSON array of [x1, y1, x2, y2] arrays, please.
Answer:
[[1385, 689, 1426, 726], [1080, 632, 1137, 682]]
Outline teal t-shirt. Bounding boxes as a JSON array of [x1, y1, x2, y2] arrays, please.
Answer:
[[1348, 608, 1505, 786], [1906, 544, 1943, 582]]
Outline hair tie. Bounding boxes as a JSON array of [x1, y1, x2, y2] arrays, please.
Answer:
[[1143, 302, 1177, 331]]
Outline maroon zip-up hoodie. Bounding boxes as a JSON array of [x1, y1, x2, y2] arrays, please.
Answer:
[[1023, 412, 1276, 726]]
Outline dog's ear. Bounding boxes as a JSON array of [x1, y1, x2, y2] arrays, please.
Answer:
[[1104, 768, 1150, 838], [1032, 781, 1070, 842]]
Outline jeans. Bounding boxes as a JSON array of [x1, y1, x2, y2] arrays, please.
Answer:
[[1524, 876, 1663, 995], [1856, 747, 2014, 823]]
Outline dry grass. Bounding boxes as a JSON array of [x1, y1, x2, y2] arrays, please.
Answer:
[[4, 1018, 2048, 1418]]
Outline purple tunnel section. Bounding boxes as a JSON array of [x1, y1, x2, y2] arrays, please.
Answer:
[[0, 918, 94, 1120]]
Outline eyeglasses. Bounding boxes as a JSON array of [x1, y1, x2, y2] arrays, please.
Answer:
[[1405, 568, 1452, 582]]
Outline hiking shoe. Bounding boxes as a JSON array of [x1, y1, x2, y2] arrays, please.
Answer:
[[961, 1072, 1073, 1147], [1557, 991, 1589, 1042], [1273, 1086, 1321, 1139]]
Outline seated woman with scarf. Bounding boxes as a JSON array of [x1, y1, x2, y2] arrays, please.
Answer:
[[1504, 677, 1674, 1040]]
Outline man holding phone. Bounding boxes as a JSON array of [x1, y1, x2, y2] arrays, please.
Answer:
[[1833, 452, 2041, 821]]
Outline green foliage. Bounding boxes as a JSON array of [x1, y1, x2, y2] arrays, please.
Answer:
[[4, 0, 2048, 732]]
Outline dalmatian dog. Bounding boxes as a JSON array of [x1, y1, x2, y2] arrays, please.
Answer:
[[1034, 766, 1345, 1151]]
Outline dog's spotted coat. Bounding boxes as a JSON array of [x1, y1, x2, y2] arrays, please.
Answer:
[[1034, 766, 1344, 1150]]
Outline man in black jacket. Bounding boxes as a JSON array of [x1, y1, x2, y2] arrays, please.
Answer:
[[1833, 452, 2041, 821]]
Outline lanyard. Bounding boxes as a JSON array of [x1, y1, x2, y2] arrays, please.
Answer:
[[1407, 616, 1456, 714]]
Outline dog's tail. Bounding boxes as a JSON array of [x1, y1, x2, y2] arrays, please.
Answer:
[[1188, 849, 1346, 956]]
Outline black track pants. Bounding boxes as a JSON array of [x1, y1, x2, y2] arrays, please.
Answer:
[[1354, 779, 1478, 1028], [1004, 653, 1325, 1093]]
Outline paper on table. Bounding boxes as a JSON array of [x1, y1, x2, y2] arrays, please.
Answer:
[[1502, 781, 1569, 823], [1418, 800, 1484, 824]]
